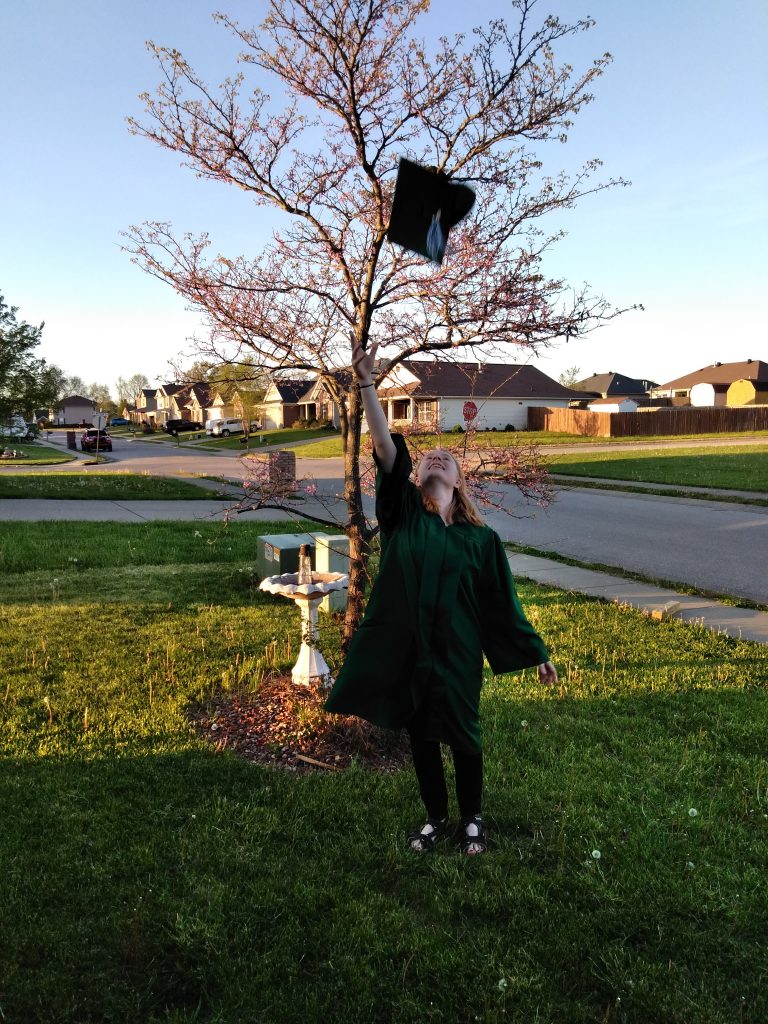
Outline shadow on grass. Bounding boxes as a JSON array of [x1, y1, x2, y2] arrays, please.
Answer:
[[2, 682, 767, 1023]]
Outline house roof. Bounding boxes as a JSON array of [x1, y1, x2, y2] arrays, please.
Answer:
[[588, 396, 638, 406], [659, 360, 768, 390], [267, 380, 315, 403], [572, 372, 657, 396], [59, 394, 96, 406], [380, 360, 580, 400], [162, 383, 190, 396], [184, 383, 216, 407]]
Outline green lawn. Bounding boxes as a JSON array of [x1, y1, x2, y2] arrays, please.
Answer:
[[0, 473, 225, 500], [296, 431, 768, 459], [0, 443, 75, 465], [548, 445, 768, 492], [1, 521, 766, 1022], [196, 426, 339, 451]]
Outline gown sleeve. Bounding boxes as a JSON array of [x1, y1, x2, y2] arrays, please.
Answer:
[[372, 433, 419, 539], [480, 530, 550, 674]]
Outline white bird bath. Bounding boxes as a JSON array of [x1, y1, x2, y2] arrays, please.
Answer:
[[259, 570, 349, 687]]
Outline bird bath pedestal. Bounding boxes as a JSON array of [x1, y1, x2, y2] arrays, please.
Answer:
[[259, 571, 349, 687]]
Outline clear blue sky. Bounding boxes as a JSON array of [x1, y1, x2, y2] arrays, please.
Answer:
[[1, 0, 766, 394]]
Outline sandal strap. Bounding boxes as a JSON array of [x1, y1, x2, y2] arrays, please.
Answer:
[[459, 815, 487, 853], [407, 816, 448, 852]]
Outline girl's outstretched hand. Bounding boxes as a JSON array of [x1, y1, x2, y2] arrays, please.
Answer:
[[537, 661, 558, 686], [351, 336, 378, 385]]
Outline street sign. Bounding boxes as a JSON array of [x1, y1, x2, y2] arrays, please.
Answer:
[[463, 401, 478, 421]]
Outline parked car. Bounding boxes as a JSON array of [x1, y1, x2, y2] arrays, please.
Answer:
[[163, 419, 203, 435], [207, 418, 245, 437], [110, 417, 130, 426], [81, 428, 113, 452]]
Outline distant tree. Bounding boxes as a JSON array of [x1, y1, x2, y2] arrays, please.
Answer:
[[127, 0, 633, 642], [86, 383, 113, 406], [0, 293, 63, 420], [115, 373, 151, 406], [61, 375, 88, 398], [558, 366, 582, 387], [178, 357, 270, 401]]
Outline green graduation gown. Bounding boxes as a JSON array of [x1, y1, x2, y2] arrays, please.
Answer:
[[325, 434, 549, 754]]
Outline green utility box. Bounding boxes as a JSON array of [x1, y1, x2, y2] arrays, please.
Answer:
[[256, 533, 329, 582]]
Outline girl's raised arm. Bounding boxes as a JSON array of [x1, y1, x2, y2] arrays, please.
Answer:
[[352, 339, 396, 473]]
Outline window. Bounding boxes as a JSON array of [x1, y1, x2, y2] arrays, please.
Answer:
[[415, 400, 436, 423], [391, 399, 410, 420]]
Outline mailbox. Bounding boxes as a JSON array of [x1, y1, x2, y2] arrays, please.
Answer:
[[256, 533, 329, 582]]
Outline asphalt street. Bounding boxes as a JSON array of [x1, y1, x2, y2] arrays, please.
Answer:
[[8, 432, 768, 605]]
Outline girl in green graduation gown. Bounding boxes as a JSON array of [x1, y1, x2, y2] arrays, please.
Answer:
[[325, 341, 558, 854]]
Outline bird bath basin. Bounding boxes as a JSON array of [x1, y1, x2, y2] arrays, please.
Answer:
[[259, 570, 349, 687]]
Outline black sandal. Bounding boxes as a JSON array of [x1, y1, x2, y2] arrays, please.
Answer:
[[459, 815, 487, 855], [407, 816, 449, 853]]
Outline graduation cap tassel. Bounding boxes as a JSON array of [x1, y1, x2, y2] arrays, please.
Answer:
[[426, 209, 446, 263]]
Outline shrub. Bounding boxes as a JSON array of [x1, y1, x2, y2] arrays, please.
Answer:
[[504, 423, 516, 432], [449, 423, 465, 433]]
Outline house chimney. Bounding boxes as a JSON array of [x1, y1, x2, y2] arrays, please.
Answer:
[[747, 358, 753, 364], [715, 361, 722, 367]]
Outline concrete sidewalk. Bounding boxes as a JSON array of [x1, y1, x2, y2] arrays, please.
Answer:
[[507, 552, 768, 644]]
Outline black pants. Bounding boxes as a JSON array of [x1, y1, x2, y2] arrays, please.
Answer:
[[408, 731, 483, 821]]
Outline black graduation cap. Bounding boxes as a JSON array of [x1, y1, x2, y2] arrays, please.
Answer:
[[387, 158, 476, 265]]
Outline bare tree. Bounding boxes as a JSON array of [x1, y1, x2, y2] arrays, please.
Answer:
[[125, 0, 632, 644], [558, 366, 582, 388]]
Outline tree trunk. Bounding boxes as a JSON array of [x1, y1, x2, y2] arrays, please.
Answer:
[[341, 393, 372, 652]]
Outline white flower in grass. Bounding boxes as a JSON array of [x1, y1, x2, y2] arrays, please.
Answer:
[[497, 978, 508, 992], [686, 861, 695, 869], [591, 849, 601, 860], [520, 720, 528, 728], [688, 808, 698, 817], [194, 530, 202, 538]]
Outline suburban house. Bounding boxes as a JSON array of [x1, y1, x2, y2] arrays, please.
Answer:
[[374, 360, 580, 431], [262, 382, 339, 434], [570, 371, 657, 402], [651, 359, 768, 406], [132, 388, 159, 425], [55, 394, 98, 425], [153, 384, 193, 427]]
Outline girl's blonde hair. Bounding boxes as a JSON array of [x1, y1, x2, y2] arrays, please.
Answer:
[[418, 452, 485, 527]]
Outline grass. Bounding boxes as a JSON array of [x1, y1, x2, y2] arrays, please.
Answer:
[[195, 426, 339, 451], [0, 443, 75, 465], [295, 430, 768, 459], [1, 520, 767, 1023], [547, 445, 768, 492], [0, 473, 226, 500]]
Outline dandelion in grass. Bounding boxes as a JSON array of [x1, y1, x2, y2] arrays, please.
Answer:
[[520, 720, 528, 728], [497, 978, 508, 992], [591, 849, 601, 860], [689, 808, 698, 817], [686, 861, 695, 870]]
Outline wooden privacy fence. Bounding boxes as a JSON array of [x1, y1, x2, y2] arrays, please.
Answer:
[[527, 405, 768, 437]]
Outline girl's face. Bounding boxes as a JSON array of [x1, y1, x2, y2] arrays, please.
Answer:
[[416, 448, 460, 490]]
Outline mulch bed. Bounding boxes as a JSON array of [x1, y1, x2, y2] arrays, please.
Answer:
[[187, 673, 411, 774]]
